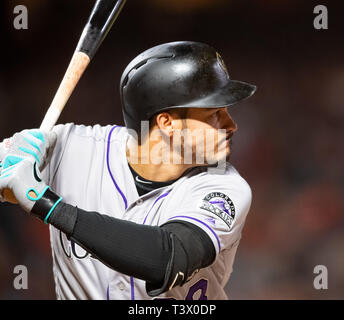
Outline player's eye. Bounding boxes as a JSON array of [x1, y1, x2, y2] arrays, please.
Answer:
[[213, 109, 221, 117]]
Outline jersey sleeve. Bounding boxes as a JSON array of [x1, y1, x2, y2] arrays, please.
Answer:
[[161, 168, 252, 255]]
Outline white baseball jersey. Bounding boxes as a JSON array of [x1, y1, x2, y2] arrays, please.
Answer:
[[41, 123, 252, 300]]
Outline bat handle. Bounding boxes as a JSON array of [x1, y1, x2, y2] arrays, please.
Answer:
[[40, 107, 61, 132], [40, 51, 91, 132]]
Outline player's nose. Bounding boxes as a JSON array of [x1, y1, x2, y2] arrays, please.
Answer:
[[222, 109, 238, 133]]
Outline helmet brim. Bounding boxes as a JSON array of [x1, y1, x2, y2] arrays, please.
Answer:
[[153, 80, 257, 114], [181, 80, 257, 109]]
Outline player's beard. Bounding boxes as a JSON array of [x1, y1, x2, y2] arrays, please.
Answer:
[[226, 138, 233, 162], [170, 125, 233, 168], [205, 130, 232, 166], [213, 137, 232, 168], [182, 130, 232, 167]]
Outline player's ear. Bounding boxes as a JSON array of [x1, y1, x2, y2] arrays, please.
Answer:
[[155, 112, 174, 137]]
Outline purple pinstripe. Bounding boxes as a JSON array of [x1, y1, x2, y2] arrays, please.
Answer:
[[106, 125, 128, 210], [142, 191, 171, 225]]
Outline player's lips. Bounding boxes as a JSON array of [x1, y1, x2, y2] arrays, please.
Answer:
[[217, 132, 233, 150], [225, 131, 234, 141]]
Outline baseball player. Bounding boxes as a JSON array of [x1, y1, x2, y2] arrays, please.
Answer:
[[0, 41, 256, 300]]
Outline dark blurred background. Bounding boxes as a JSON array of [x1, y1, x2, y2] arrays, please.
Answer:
[[0, 0, 343, 299]]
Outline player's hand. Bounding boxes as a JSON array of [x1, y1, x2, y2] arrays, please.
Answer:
[[0, 157, 50, 213], [0, 129, 56, 204], [2, 129, 57, 172]]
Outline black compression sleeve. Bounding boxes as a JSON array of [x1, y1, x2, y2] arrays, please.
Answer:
[[47, 202, 216, 293], [49, 203, 171, 285]]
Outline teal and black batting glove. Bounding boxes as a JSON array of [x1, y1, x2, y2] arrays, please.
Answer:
[[3, 129, 57, 172], [0, 157, 62, 223]]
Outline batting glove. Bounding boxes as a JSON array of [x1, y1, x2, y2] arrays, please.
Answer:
[[2, 129, 57, 172]]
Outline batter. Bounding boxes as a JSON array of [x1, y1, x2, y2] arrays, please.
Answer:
[[0, 41, 256, 300]]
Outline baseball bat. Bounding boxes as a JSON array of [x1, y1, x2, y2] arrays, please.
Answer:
[[3, 0, 127, 203], [40, 0, 127, 131]]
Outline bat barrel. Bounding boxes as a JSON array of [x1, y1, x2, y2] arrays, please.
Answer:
[[76, 0, 127, 60]]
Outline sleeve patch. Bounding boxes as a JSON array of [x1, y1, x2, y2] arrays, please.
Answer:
[[199, 192, 235, 229]]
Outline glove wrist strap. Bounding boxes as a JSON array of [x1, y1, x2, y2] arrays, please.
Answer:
[[30, 188, 63, 224]]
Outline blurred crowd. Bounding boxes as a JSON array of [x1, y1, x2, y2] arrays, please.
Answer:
[[0, 0, 343, 299]]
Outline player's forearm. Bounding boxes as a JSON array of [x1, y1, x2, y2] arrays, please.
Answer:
[[47, 201, 171, 286]]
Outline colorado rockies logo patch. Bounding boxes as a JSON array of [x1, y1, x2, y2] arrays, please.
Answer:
[[200, 192, 235, 229]]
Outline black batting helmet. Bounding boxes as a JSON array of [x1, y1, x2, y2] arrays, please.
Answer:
[[120, 41, 256, 134]]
